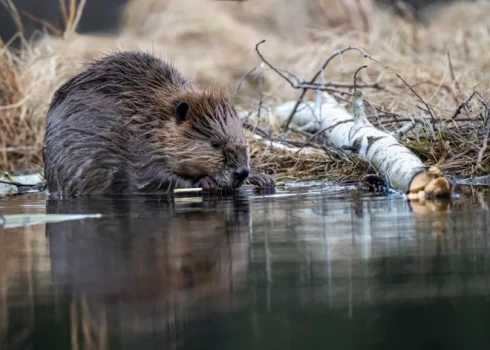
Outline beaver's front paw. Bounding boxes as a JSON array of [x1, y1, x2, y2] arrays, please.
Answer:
[[195, 176, 217, 192], [245, 171, 275, 188]]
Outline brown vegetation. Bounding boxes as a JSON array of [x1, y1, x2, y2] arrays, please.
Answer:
[[1, 0, 490, 182]]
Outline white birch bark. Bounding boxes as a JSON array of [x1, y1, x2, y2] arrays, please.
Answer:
[[273, 91, 451, 197]]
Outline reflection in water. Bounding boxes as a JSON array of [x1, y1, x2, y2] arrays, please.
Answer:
[[2, 186, 490, 349], [46, 195, 251, 349]]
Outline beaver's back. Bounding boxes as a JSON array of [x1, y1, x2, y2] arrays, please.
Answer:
[[43, 51, 189, 196]]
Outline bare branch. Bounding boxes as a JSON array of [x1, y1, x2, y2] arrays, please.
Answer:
[[257, 64, 265, 122], [395, 120, 418, 140], [451, 91, 477, 120], [255, 40, 296, 88], [282, 46, 386, 130], [475, 92, 490, 168], [296, 78, 383, 90], [396, 73, 437, 129], [242, 120, 271, 139], [233, 66, 256, 104], [254, 41, 387, 130], [353, 65, 368, 91], [20, 10, 63, 37]]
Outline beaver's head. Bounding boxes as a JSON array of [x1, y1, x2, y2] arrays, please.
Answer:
[[161, 88, 250, 189]]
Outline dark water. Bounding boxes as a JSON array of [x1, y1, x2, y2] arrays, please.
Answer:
[[2, 184, 490, 350]]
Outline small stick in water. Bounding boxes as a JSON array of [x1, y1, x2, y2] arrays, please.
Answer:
[[173, 188, 203, 193], [173, 182, 284, 193]]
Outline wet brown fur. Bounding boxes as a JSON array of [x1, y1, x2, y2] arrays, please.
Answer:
[[43, 51, 274, 196]]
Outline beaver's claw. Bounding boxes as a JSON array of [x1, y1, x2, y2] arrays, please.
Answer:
[[195, 176, 217, 191], [245, 171, 275, 188]]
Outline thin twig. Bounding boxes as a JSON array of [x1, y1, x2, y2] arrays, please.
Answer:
[[20, 10, 63, 37], [233, 66, 256, 104], [475, 92, 490, 113], [447, 52, 461, 96], [477, 133, 489, 169], [451, 91, 477, 120], [296, 120, 352, 154], [242, 120, 271, 139], [255, 40, 296, 88], [254, 41, 387, 130], [257, 63, 265, 122], [395, 120, 418, 140], [396, 73, 437, 129], [296, 79, 383, 90], [353, 65, 368, 91], [476, 93, 490, 168], [283, 46, 386, 130]]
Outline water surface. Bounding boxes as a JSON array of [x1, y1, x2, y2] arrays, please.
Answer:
[[1, 184, 490, 349]]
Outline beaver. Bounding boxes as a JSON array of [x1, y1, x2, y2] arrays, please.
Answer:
[[43, 51, 275, 196]]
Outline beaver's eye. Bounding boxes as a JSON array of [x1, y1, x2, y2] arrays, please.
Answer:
[[210, 140, 220, 149]]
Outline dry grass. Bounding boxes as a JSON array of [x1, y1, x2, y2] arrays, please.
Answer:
[[0, 38, 83, 171], [249, 0, 490, 180], [0, 0, 490, 181]]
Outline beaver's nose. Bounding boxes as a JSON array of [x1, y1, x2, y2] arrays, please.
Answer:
[[233, 167, 250, 182]]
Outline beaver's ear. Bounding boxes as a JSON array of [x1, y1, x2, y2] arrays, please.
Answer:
[[175, 101, 190, 125]]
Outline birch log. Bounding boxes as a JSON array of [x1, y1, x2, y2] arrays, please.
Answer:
[[274, 91, 451, 200]]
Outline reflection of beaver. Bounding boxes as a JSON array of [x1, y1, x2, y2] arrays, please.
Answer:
[[43, 51, 274, 196], [45, 196, 250, 340]]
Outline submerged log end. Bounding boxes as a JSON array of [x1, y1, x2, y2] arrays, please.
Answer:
[[407, 171, 452, 201]]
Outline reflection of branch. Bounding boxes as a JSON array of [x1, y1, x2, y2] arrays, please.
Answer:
[[69, 296, 108, 350], [0, 231, 8, 340], [70, 299, 79, 350]]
